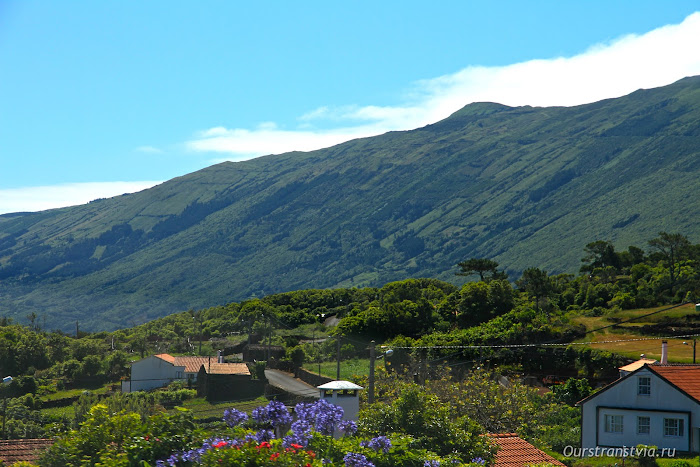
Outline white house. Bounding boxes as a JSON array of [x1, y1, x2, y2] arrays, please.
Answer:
[[122, 353, 247, 393], [578, 363, 700, 453], [122, 354, 185, 393]]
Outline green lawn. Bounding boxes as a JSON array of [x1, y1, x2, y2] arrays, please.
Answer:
[[41, 405, 75, 418], [571, 302, 700, 362], [303, 358, 370, 381], [178, 396, 269, 420], [41, 382, 113, 402]]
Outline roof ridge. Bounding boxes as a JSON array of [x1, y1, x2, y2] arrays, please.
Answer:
[[486, 433, 519, 438], [653, 363, 700, 366]]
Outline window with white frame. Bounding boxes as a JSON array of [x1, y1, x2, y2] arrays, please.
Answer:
[[663, 418, 684, 437], [637, 376, 651, 395], [604, 414, 623, 433], [637, 416, 650, 434]]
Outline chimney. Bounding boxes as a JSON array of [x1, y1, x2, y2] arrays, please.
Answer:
[[661, 340, 668, 364]]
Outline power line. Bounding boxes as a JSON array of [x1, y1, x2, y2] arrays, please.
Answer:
[[580, 302, 691, 336], [383, 302, 697, 351], [385, 332, 700, 350]]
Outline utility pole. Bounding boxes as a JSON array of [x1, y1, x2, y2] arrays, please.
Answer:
[[266, 315, 272, 361], [1, 376, 11, 440], [2, 397, 5, 440], [694, 339, 697, 364], [368, 340, 376, 404], [336, 336, 342, 380]]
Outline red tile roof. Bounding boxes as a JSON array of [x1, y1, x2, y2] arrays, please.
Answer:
[[649, 364, 700, 402], [154, 353, 176, 364], [487, 433, 565, 467], [204, 362, 251, 375], [173, 356, 213, 373], [0, 439, 54, 465], [172, 356, 250, 375]]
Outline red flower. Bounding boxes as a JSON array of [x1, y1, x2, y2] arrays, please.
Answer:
[[291, 443, 303, 450], [144, 435, 150, 441], [257, 441, 271, 449], [270, 452, 280, 460], [213, 441, 228, 448], [307, 451, 316, 459]]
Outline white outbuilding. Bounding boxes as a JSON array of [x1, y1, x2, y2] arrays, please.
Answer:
[[317, 380, 364, 421]]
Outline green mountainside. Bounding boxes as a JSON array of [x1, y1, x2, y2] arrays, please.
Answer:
[[2, 76, 700, 331]]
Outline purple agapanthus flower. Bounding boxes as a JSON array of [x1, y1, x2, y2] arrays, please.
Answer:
[[223, 408, 248, 427], [339, 419, 358, 436], [165, 453, 181, 466], [294, 401, 314, 421], [282, 433, 309, 449], [244, 429, 274, 444], [344, 452, 376, 467], [252, 400, 292, 427], [298, 398, 344, 435], [365, 435, 392, 453], [424, 461, 440, 467]]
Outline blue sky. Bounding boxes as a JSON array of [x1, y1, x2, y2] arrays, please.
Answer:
[[1, 1, 700, 214]]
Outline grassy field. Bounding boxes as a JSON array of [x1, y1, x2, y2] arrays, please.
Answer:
[[303, 358, 370, 381], [178, 396, 269, 420], [41, 405, 75, 418], [573, 303, 700, 362], [40, 395, 271, 424], [40, 383, 113, 402]]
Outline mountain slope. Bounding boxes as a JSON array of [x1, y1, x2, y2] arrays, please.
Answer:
[[2, 76, 700, 331]]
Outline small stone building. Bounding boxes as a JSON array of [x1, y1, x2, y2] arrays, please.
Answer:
[[197, 362, 264, 401]]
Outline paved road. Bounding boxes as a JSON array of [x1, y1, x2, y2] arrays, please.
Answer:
[[265, 369, 319, 399]]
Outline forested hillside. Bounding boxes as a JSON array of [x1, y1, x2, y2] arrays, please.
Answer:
[[1, 77, 700, 330]]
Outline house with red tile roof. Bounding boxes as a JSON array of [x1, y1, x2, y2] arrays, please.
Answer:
[[487, 433, 565, 467], [578, 363, 700, 454], [122, 353, 250, 393], [0, 439, 54, 465]]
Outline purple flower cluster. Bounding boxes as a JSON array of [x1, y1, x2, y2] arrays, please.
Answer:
[[244, 429, 273, 444], [361, 436, 392, 453], [424, 461, 440, 467], [223, 408, 248, 427], [338, 419, 358, 436], [252, 400, 292, 428], [343, 452, 376, 467], [156, 399, 402, 466], [470, 458, 485, 465], [282, 419, 313, 448], [295, 399, 344, 436], [158, 437, 236, 466]]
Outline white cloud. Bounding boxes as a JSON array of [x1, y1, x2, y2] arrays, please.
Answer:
[[188, 12, 700, 161], [0, 181, 162, 215]]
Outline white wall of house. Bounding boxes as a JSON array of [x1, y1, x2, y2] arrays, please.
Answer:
[[581, 368, 700, 453], [123, 355, 185, 393]]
